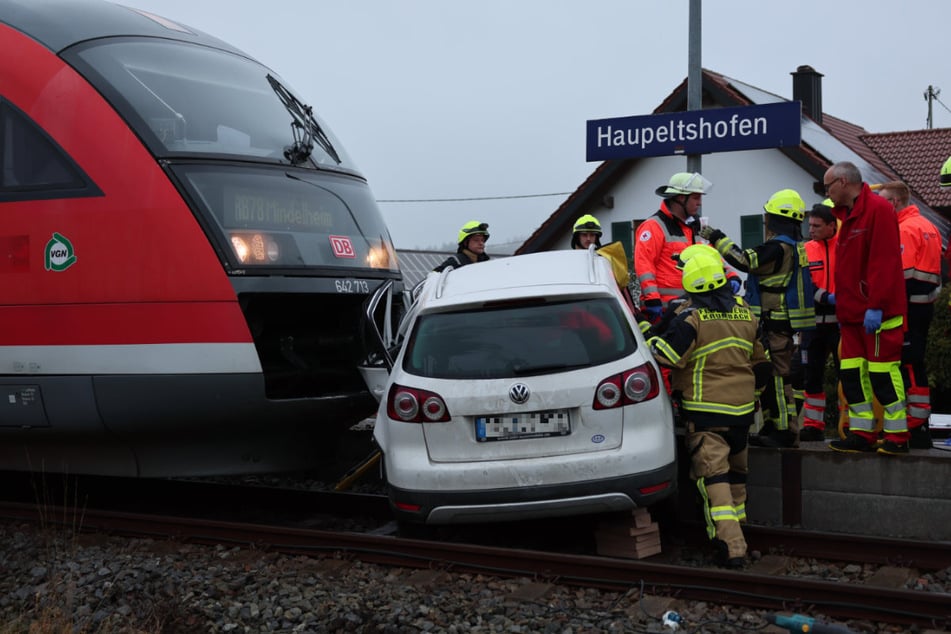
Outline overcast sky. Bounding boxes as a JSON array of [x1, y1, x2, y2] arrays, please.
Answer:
[[117, 0, 949, 250]]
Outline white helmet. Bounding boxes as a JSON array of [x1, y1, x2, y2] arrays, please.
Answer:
[[655, 172, 713, 197]]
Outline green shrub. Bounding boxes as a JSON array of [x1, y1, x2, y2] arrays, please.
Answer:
[[926, 283, 951, 412]]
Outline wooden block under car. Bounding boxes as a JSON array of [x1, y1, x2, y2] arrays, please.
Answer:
[[595, 509, 662, 559]]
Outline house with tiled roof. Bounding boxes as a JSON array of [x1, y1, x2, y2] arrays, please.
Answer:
[[517, 66, 950, 261]]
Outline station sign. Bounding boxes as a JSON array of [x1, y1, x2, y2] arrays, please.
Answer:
[[586, 101, 802, 162]]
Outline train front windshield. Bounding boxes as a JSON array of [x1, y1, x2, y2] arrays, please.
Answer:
[[67, 38, 398, 273]]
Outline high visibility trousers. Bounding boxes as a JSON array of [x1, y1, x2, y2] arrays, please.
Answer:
[[801, 390, 827, 431], [761, 330, 795, 432], [686, 426, 748, 559], [839, 320, 908, 441]]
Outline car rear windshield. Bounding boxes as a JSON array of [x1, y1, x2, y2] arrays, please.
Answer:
[[403, 298, 637, 379]]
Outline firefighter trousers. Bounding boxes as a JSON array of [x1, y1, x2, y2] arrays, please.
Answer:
[[685, 423, 749, 559]]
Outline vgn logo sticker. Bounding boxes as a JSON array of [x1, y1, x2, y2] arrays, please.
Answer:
[[44, 232, 77, 272]]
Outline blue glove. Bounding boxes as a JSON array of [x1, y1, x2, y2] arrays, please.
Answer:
[[827, 293, 835, 305], [863, 308, 883, 334], [729, 278, 742, 295], [645, 305, 663, 324]]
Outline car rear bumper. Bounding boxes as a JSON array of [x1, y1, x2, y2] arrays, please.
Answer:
[[388, 461, 677, 525]]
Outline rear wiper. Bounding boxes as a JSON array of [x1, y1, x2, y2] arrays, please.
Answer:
[[266, 74, 341, 166]]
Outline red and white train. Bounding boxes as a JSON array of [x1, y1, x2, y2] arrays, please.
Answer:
[[0, 0, 403, 476]]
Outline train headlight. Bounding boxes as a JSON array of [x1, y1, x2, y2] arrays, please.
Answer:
[[231, 235, 250, 263], [366, 245, 389, 269], [230, 232, 280, 264]]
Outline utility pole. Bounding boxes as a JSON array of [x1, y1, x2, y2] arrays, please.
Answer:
[[924, 85, 940, 129], [687, 0, 701, 173]]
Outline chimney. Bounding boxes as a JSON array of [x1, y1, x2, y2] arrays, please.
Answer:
[[791, 65, 823, 125]]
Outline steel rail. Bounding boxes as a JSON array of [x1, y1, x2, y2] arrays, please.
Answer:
[[1, 502, 948, 629]]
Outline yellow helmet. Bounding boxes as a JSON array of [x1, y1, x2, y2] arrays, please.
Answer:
[[457, 220, 489, 245], [763, 189, 806, 222], [941, 156, 951, 188], [674, 243, 720, 270], [681, 252, 727, 293], [573, 214, 602, 235], [821, 198, 834, 207]]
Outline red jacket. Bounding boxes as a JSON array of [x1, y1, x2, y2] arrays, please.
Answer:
[[805, 232, 837, 323], [897, 205, 941, 304], [634, 202, 696, 308], [832, 183, 907, 325], [633, 203, 739, 308]]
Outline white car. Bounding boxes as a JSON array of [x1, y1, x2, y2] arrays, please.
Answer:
[[360, 248, 677, 526]]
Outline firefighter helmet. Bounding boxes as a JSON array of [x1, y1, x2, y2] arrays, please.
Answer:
[[674, 243, 720, 270], [763, 189, 806, 222], [941, 156, 951, 188], [573, 214, 602, 235], [681, 251, 727, 293], [655, 172, 713, 197], [457, 221, 489, 245]]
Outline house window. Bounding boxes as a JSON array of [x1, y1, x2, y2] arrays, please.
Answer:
[[740, 214, 764, 249], [611, 220, 634, 265]]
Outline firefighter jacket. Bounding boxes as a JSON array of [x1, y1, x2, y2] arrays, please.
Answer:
[[634, 203, 739, 309], [433, 249, 489, 273], [711, 234, 815, 331], [648, 299, 770, 428], [832, 184, 907, 325], [897, 205, 941, 305], [805, 233, 837, 324]]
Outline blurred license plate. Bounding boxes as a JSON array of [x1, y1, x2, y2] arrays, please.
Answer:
[[476, 410, 570, 442]]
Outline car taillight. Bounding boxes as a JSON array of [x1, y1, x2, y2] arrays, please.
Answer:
[[387, 384, 451, 422], [593, 362, 660, 409]]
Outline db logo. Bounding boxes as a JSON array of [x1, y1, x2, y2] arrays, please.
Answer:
[[329, 235, 355, 258]]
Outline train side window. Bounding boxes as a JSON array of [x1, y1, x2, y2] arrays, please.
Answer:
[[0, 100, 99, 202]]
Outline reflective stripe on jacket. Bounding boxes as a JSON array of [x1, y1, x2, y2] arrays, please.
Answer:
[[649, 304, 769, 420], [806, 234, 837, 323], [897, 205, 941, 304], [634, 202, 696, 307]]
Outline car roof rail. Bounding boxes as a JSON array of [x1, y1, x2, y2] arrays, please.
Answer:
[[435, 266, 453, 300], [587, 244, 599, 284]]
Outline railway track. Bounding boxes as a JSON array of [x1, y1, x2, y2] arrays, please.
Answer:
[[1, 473, 949, 630]]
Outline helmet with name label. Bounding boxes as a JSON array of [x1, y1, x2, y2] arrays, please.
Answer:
[[763, 189, 806, 222], [457, 220, 490, 246]]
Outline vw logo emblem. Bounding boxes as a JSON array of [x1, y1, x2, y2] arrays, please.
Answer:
[[509, 383, 530, 404]]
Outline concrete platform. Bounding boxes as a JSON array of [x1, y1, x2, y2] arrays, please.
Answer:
[[746, 440, 951, 541]]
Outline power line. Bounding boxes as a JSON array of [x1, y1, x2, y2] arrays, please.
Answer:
[[377, 191, 572, 203]]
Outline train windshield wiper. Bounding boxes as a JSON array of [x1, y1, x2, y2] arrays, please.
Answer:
[[266, 74, 341, 166]]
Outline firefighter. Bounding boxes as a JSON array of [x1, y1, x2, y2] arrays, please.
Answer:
[[878, 181, 941, 449], [799, 201, 839, 441], [571, 214, 603, 250], [700, 189, 816, 448], [434, 221, 490, 272], [635, 173, 742, 324], [647, 250, 771, 569], [824, 162, 909, 455]]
